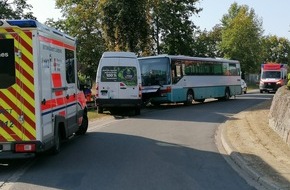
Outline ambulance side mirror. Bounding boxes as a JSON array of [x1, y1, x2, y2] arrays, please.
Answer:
[[85, 78, 92, 89], [79, 78, 92, 91]]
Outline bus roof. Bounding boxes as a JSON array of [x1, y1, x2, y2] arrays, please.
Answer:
[[138, 55, 240, 64]]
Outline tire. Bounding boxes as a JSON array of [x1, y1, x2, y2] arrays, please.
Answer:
[[219, 88, 230, 101], [185, 90, 193, 105], [76, 115, 88, 135], [52, 128, 61, 155], [135, 107, 141, 115], [97, 106, 104, 114], [224, 88, 230, 100]]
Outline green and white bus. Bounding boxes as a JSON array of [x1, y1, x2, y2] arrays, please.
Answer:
[[138, 55, 242, 105]]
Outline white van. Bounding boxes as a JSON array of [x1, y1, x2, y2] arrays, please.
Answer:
[[95, 52, 142, 115]]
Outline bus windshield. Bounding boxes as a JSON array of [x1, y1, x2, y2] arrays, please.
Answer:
[[139, 57, 170, 86]]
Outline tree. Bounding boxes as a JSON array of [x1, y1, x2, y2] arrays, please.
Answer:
[[0, 0, 35, 19], [55, 0, 105, 78], [193, 25, 223, 58], [149, 0, 201, 55], [220, 3, 263, 74], [261, 35, 290, 65], [50, 0, 203, 77], [99, 0, 149, 53]]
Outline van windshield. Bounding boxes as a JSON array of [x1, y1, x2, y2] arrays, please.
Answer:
[[101, 66, 137, 86], [261, 71, 281, 79]]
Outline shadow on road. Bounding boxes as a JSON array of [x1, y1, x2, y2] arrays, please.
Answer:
[[0, 130, 285, 190]]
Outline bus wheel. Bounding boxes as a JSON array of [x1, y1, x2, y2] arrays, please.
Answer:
[[134, 107, 141, 115], [224, 88, 230, 100], [185, 90, 193, 105]]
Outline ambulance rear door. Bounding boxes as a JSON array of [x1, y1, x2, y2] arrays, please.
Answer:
[[0, 24, 36, 145]]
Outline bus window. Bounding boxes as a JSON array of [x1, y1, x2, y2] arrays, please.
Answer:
[[229, 63, 238, 76]]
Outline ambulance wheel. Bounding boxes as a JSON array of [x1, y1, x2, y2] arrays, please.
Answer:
[[52, 128, 61, 155], [76, 115, 88, 135]]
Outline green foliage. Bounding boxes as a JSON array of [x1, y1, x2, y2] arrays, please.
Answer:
[[220, 3, 263, 74], [261, 35, 290, 65], [193, 25, 224, 58], [99, 0, 149, 53], [150, 0, 201, 55], [0, 0, 36, 19], [50, 0, 202, 77], [288, 73, 290, 90], [54, 0, 105, 79]]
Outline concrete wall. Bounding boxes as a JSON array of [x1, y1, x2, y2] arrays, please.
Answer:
[[269, 86, 290, 146]]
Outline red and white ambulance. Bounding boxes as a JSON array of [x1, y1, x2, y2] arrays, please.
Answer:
[[259, 63, 288, 93], [0, 20, 89, 158]]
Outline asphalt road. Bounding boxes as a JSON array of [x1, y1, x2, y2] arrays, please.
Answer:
[[0, 91, 273, 190]]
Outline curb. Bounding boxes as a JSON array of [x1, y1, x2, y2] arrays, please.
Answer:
[[219, 120, 281, 190]]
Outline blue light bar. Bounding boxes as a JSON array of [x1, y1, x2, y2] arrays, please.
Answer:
[[6, 20, 38, 28]]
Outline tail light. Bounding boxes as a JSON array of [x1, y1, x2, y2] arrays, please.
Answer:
[[160, 86, 171, 96], [15, 144, 36, 152], [95, 83, 99, 98], [139, 84, 142, 98]]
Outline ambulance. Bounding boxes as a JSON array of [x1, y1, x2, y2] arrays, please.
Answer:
[[259, 63, 288, 93], [0, 20, 89, 158]]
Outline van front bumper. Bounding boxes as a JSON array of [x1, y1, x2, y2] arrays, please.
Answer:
[[259, 82, 281, 92]]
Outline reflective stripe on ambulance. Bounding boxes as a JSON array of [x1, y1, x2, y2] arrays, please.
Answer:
[[0, 27, 36, 142]]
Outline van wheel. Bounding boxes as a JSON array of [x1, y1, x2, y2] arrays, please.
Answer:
[[76, 115, 88, 135], [98, 106, 104, 114], [184, 90, 193, 105], [135, 107, 141, 115], [52, 128, 61, 155]]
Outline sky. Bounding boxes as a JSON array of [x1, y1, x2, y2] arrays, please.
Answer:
[[26, 0, 290, 40]]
